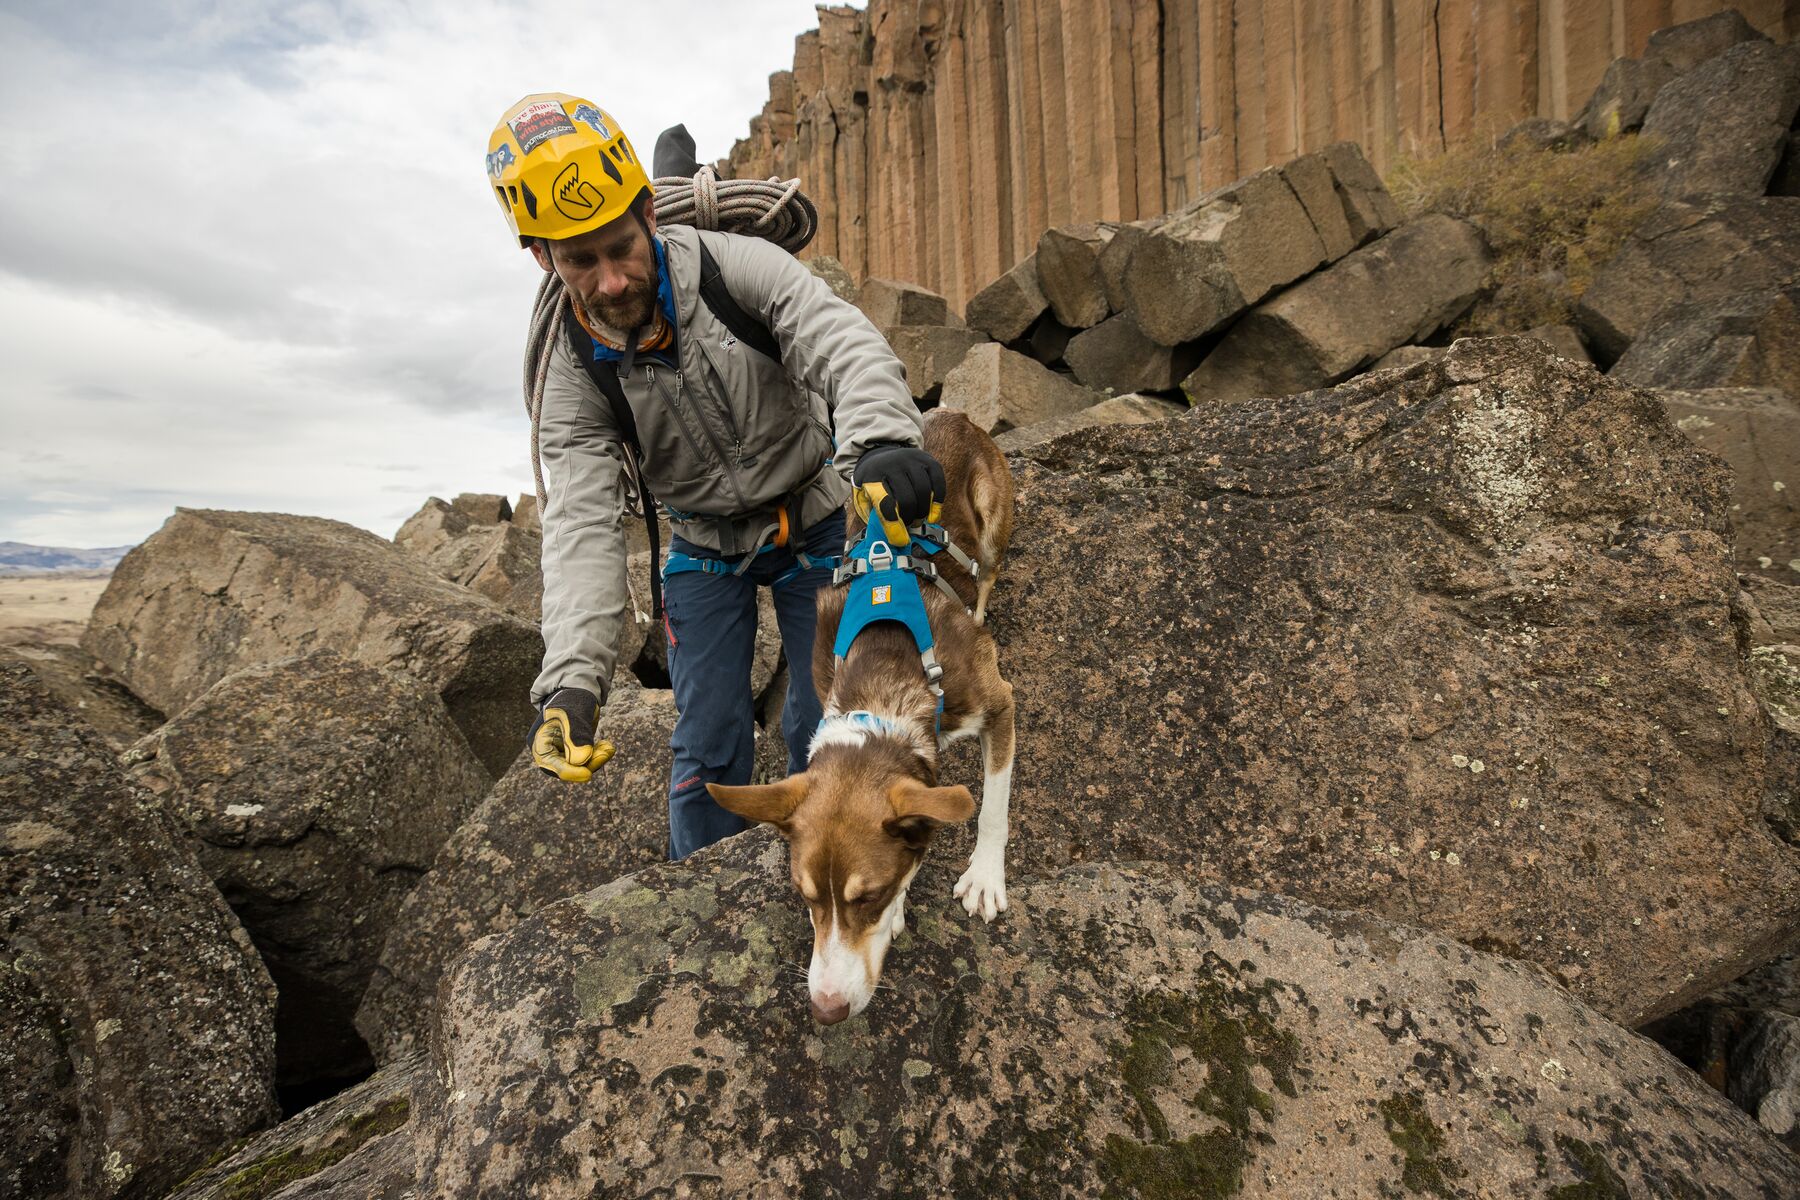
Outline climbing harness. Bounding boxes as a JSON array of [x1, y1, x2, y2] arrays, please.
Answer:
[[831, 483, 981, 736]]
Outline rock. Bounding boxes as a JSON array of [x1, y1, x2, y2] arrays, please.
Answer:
[[1280, 149, 1357, 260], [83, 508, 541, 777], [0, 642, 162, 750], [1641, 39, 1800, 200], [1751, 644, 1800, 846], [410, 832, 1800, 1198], [1182, 215, 1492, 404], [124, 650, 490, 1088], [393, 496, 473, 558], [1035, 222, 1117, 328], [1019, 312, 1076, 367], [1657, 388, 1800, 580], [1319, 140, 1403, 245], [1613, 289, 1800, 397], [1097, 214, 1165, 314], [1, 658, 278, 1200], [985, 336, 1800, 1026], [629, 565, 780, 696], [1064, 312, 1202, 395], [1114, 165, 1329, 347], [1731, 1012, 1800, 1152], [963, 253, 1048, 343], [939, 342, 1103, 434], [1574, 55, 1679, 140], [450, 492, 512, 525], [805, 254, 858, 303], [461, 520, 543, 620], [995, 394, 1187, 454], [883, 324, 988, 406], [1576, 196, 1800, 366], [511, 493, 541, 533], [355, 684, 677, 1062], [1496, 116, 1586, 153], [1745, 574, 1800, 645], [1520, 322, 1592, 364], [165, 1054, 420, 1200], [1368, 344, 1445, 373], [1646, 7, 1768, 74], [854, 277, 955, 333]]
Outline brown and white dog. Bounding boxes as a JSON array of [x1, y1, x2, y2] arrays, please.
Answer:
[[708, 409, 1016, 1025]]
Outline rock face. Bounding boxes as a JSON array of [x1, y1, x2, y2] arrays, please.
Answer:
[[410, 830, 1800, 1198], [1035, 222, 1116, 328], [724, 2, 1791, 308], [83, 508, 541, 777], [854, 277, 955, 332], [1575, 195, 1800, 366], [165, 1054, 420, 1200], [1182, 215, 1493, 404], [987, 337, 1800, 1026], [356, 684, 677, 1063], [395, 496, 545, 620], [939, 342, 1102, 434], [1640, 38, 1800, 200], [0, 658, 278, 1200], [1658, 388, 1800, 580], [1612, 289, 1800, 397], [1064, 312, 1200, 394], [0, 642, 162, 750]]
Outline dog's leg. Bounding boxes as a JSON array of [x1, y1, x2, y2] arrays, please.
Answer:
[[973, 569, 998, 625], [954, 682, 1013, 922], [891, 882, 908, 936]]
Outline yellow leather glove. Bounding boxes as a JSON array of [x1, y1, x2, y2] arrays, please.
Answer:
[[529, 687, 615, 782]]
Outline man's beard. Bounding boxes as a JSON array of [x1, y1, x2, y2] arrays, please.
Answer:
[[588, 275, 658, 333]]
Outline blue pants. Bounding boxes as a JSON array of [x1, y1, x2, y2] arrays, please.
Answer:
[[663, 510, 845, 860]]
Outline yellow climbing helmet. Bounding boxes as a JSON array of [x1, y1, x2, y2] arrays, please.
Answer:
[[486, 93, 652, 246]]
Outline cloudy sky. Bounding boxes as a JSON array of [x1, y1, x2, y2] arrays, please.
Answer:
[[0, 0, 837, 549]]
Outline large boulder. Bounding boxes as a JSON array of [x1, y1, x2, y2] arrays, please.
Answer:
[[0, 642, 162, 751], [882, 324, 989, 407], [83, 508, 541, 776], [124, 650, 490, 1088], [1573, 9, 1765, 141], [939, 342, 1103, 434], [1064, 312, 1203, 395], [355, 683, 677, 1063], [1640, 39, 1800, 201], [1575, 195, 1800, 366], [853, 277, 956, 333], [0, 658, 278, 1200], [989, 336, 1800, 1026], [409, 831, 1800, 1198], [963, 252, 1049, 343], [165, 1054, 421, 1200], [1612, 289, 1800, 398], [994, 393, 1187, 454], [1181, 214, 1492, 405], [1657, 387, 1800, 580], [1035, 222, 1117, 328]]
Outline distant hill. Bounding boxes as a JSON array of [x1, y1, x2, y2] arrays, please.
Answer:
[[0, 541, 133, 574]]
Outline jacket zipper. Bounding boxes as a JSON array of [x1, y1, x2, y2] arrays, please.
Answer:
[[692, 336, 753, 467]]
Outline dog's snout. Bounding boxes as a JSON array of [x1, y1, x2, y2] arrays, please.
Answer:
[[811, 994, 851, 1025]]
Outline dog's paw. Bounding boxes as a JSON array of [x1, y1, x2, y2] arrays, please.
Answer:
[[953, 857, 1007, 923]]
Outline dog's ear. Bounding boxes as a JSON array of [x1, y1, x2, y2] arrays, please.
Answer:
[[708, 775, 809, 832], [883, 779, 976, 848]]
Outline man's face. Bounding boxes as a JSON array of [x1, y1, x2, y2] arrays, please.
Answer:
[[532, 207, 659, 332]]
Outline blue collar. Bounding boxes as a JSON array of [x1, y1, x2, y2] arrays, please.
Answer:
[[585, 235, 678, 366]]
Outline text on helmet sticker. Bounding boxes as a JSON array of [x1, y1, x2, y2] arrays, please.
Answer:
[[510, 101, 578, 155], [571, 104, 612, 140]]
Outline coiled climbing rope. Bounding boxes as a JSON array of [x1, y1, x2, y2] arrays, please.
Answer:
[[522, 167, 819, 511]]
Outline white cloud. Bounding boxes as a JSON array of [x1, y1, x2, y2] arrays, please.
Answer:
[[0, 0, 838, 547]]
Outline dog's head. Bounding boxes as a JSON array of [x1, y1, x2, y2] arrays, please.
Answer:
[[708, 760, 973, 1025]]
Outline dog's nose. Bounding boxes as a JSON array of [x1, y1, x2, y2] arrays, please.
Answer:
[[811, 994, 851, 1025]]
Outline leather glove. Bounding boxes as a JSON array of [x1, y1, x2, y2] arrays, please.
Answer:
[[853, 443, 945, 525], [530, 687, 614, 782]]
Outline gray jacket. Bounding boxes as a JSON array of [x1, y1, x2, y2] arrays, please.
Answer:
[[533, 225, 923, 704]]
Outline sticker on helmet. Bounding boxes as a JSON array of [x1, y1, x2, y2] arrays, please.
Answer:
[[510, 101, 578, 155], [571, 104, 611, 140], [485, 143, 516, 178], [553, 162, 606, 222]]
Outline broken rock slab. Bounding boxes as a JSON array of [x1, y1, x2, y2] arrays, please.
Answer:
[[1641, 38, 1800, 201], [410, 830, 1800, 1198], [1, 658, 278, 1200], [994, 393, 1186, 454], [854, 277, 956, 333], [356, 683, 676, 1063], [1182, 214, 1492, 405], [1658, 387, 1800, 580], [938, 342, 1103, 434], [1573, 8, 1765, 141], [1035, 222, 1117, 329], [1575, 195, 1800, 366], [83, 508, 541, 777], [1612, 288, 1800, 398], [962, 252, 1047, 343], [883, 324, 988, 406], [1064, 312, 1202, 395], [124, 650, 490, 1089], [983, 336, 1800, 1027]]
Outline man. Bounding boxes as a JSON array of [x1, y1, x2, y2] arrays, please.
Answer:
[[488, 93, 943, 860]]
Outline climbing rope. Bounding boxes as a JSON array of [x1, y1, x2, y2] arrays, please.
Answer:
[[522, 166, 819, 511]]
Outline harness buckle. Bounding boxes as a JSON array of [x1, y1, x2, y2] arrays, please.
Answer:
[[866, 539, 895, 573]]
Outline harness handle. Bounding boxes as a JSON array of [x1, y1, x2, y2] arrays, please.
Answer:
[[853, 481, 942, 549]]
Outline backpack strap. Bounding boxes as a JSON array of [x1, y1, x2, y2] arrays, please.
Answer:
[[560, 301, 666, 622], [696, 237, 783, 365]]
